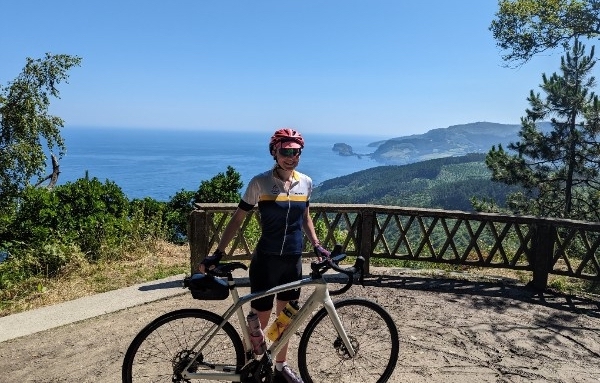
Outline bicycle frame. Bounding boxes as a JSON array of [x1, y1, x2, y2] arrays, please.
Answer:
[[181, 272, 355, 381]]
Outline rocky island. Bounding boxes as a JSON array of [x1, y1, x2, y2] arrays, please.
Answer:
[[332, 143, 363, 158]]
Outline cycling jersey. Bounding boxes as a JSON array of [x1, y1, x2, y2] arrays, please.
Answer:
[[239, 168, 312, 256]]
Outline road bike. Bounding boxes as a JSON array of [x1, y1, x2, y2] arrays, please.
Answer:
[[122, 246, 399, 382]]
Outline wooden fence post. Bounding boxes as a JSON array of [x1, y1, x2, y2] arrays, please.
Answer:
[[188, 210, 209, 275], [359, 209, 374, 274], [530, 223, 555, 290]]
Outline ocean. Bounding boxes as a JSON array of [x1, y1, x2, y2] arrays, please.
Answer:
[[54, 127, 387, 201]]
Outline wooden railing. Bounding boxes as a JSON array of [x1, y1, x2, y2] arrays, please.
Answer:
[[189, 203, 600, 290]]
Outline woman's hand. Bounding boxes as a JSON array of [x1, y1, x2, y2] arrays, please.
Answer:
[[199, 249, 225, 273], [314, 245, 331, 261]]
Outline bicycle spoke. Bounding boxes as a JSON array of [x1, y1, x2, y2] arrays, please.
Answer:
[[122, 309, 245, 383], [298, 299, 399, 383]]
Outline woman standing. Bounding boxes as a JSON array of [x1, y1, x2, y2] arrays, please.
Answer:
[[199, 128, 330, 383]]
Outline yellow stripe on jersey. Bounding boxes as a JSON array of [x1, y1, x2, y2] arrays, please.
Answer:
[[259, 194, 308, 202]]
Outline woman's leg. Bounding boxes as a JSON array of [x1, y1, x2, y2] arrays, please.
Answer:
[[254, 299, 290, 362], [256, 308, 271, 329], [255, 300, 289, 361], [273, 299, 290, 363]]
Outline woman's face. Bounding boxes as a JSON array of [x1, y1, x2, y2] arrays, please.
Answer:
[[275, 147, 301, 171]]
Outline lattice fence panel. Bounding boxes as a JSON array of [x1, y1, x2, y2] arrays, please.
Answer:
[[553, 227, 600, 279], [310, 211, 360, 253], [372, 212, 534, 269], [205, 210, 261, 259], [192, 203, 600, 284]]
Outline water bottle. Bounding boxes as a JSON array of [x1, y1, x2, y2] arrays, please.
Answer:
[[266, 300, 300, 341], [246, 312, 266, 355]]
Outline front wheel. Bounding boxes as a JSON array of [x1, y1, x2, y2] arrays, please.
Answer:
[[122, 308, 245, 383], [297, 299, 399, 383]]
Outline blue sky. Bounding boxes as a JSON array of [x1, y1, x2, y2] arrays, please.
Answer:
[[2, 1, 565, 137]]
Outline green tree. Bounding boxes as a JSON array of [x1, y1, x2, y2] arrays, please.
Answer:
[[490, 0, 600, 65], [194, 166, 243, 203], [165, 189, 195, 243], [485, 40, 600, 220], [0, 53, 81, 217]]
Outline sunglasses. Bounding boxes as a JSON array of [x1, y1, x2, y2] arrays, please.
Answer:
[[278, 148, 302, 157]]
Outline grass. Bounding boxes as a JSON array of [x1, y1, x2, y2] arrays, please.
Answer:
[[2, 243, 598, 318], [0, 240, 189, 317]]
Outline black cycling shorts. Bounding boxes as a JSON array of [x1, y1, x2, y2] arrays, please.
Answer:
[[249, 252, 302, 312]]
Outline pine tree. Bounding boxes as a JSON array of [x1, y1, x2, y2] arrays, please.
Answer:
[[486, 39, 600, 221]]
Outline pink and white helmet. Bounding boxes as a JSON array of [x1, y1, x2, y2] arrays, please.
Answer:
[[269, 128, 305, 155]]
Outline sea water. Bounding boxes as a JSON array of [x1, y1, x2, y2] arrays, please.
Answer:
[[53, 127, 387, 201]]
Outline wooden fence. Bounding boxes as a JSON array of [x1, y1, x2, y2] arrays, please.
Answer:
[[189, 203, 600, 290]]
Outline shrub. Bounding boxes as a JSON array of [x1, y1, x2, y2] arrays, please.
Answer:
[[54, 177, 130, 261], [129, 197, 169, 242], [9, 186, 60, 245]]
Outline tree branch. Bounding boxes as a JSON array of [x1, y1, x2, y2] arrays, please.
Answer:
[[34, 153, 60, 189]]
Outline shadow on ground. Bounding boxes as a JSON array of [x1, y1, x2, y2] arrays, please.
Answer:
[[361, 272, 600, 319]]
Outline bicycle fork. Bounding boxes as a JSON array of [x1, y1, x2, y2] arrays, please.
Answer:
[[282, 283, 357, 360], [321, 295, 356, 359]]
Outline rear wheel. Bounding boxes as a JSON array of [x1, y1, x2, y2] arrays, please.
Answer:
[[122, 308, 245, 382], [297, 299, 399, 383]]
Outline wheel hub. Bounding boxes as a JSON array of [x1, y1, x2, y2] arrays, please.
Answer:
[[171, 350, 199, 382], [333, 336, 359, 360]]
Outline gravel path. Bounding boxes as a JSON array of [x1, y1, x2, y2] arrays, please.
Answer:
[[1, 268, 599, 382]]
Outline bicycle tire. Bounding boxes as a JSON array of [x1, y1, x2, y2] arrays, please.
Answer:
[[297, 299, 399, 383], [122, 308, 245, 383]]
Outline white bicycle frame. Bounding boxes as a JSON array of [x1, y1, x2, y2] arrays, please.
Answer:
[[182, 272, 355, 381]]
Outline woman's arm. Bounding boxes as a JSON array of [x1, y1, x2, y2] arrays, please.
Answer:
[[216, 207, 248, 252], [199, 207, 248, 272]]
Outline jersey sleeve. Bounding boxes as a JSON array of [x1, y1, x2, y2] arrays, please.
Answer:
[[240, 175, 261, 207], [238, 199, 254, 211], [306, 175, 313, 206]]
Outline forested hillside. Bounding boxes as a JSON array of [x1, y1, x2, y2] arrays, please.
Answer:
[[367, 121, 552, 165], [311, 153, 520, 211]]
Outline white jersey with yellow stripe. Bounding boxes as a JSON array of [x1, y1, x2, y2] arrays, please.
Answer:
[[240, 168, 312, 256]]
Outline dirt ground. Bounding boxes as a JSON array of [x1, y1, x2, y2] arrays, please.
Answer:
[[1, 269, 599, 383]]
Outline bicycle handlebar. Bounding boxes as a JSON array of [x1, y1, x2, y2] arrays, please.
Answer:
[[203, 245, 365, 295], [310, 245, 365, 296]]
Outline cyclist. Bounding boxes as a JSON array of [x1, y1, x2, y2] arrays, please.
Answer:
[[199, 127, 330, 383]]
